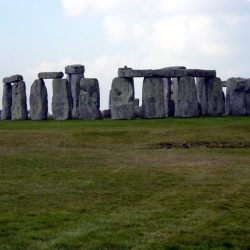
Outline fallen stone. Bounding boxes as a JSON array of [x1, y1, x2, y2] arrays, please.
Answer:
[[38, 72, 64, 79], [226, 78, 250, 116], [102, 109, 111, 118], [52, 79, 72, 120], [79, 78, 101, 120], [142, 77, 166, 119], [11, 81, 28, 120], [30, 79, 48, 120], [3, 75, 23, 84], [197, 77, 225, 116], [65, 65, 85, 74], [118, 67, 216, 78], [172, 77, 199, 117], [1, 83, 12, 120], [110, 77, 135, 120]]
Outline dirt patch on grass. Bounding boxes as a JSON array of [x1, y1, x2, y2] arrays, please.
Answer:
[[156, 141, 250, 149]]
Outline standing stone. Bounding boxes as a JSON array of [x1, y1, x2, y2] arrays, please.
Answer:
[[226, 78, 250, 116], [197, 77, 225, 116], [163, 78, 175, 117], [68, 73, 84, 119], [65, 65, 85, 119], [1, 83, 12, 120], [111, 77, 135, 120], [79, 78, 101, 120], [30, 79, 48, 120], [12, 81, 28, 120], [172, 77, 199, 117], [52, 79, 72, 120], [142, 77, 165, 119]]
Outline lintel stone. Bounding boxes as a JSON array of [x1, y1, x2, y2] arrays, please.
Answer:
[[3, 75, 23, 84], [38, 72, 64, 79]]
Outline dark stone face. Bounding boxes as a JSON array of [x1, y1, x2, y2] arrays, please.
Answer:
[[30, 79, 48, 120], [226, 78, 250, 116], [38, 72, 64, 79]]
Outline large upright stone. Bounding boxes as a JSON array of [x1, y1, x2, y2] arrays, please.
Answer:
[[65, 65, 85, 119], [79, 78, 101, 120], [226, 78, 250, 116], [142, 77, 165, 119], [197, 77, 225, 116], [172, 77, 199, 117], [30, 79, 48, 120], [110, 77, 134, 120], [1, 83, 12, 120], [163, 78, 175, 117], [11, 81, 28, 120], [68, 74, 84, 119], [52, 79, 72, 120]]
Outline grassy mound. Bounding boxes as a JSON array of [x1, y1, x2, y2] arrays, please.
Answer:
[[0, 117, 250, 249]]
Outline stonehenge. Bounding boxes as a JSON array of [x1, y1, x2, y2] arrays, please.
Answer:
[[1, 83, 12, 120], [38, 72, 64, 79], [226, 78, 250, 116], [2, 75, 28, 120], [30, 79, 48, 120], [1, 65, 250, 121], [65, 65, 85, 119], [12, 80, 28, 120], [172, 77, 199, 117], [52, 79, 72, 120], [110, 77, 135, 120], [142, 77, 166, 119], [197, 77, 225, 116], [79, 78, 101, 120]]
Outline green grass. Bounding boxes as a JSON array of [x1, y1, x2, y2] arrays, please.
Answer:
[[0, 117, 250, 250]]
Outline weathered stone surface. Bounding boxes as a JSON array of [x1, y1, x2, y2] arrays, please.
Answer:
[[79, 78, 101, 120], [3, 75, 23, 84], [67, 73, 84, 119], [30, 79, 48, 120], [1, 83, 12, 120], [142, 77, 165, 119], [172, 77, 199, 117], [11, 81, 28, 120], [134, 106, 142, 118], [163, 78, 175, 117], [38, 72, 64, 79], [118, 67, 216, 78], [134, 99, 140, 107], [111, 77, 135, 120], [226, 78, 250, 116], [65, 65, 85, 74], [102, 109, 111, 118], [197, 77, 225, 116], [222, 81, 227, 87], [187, 69, 216, 78], [52, 79, 72, 120]]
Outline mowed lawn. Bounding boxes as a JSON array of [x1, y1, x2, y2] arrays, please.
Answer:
[[0, 117, 250, 250]]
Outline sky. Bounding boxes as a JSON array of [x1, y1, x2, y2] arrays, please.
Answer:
[[0, 0, 250, 111]]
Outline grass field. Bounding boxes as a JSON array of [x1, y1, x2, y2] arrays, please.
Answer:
[[0, 117, 250, 250]]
